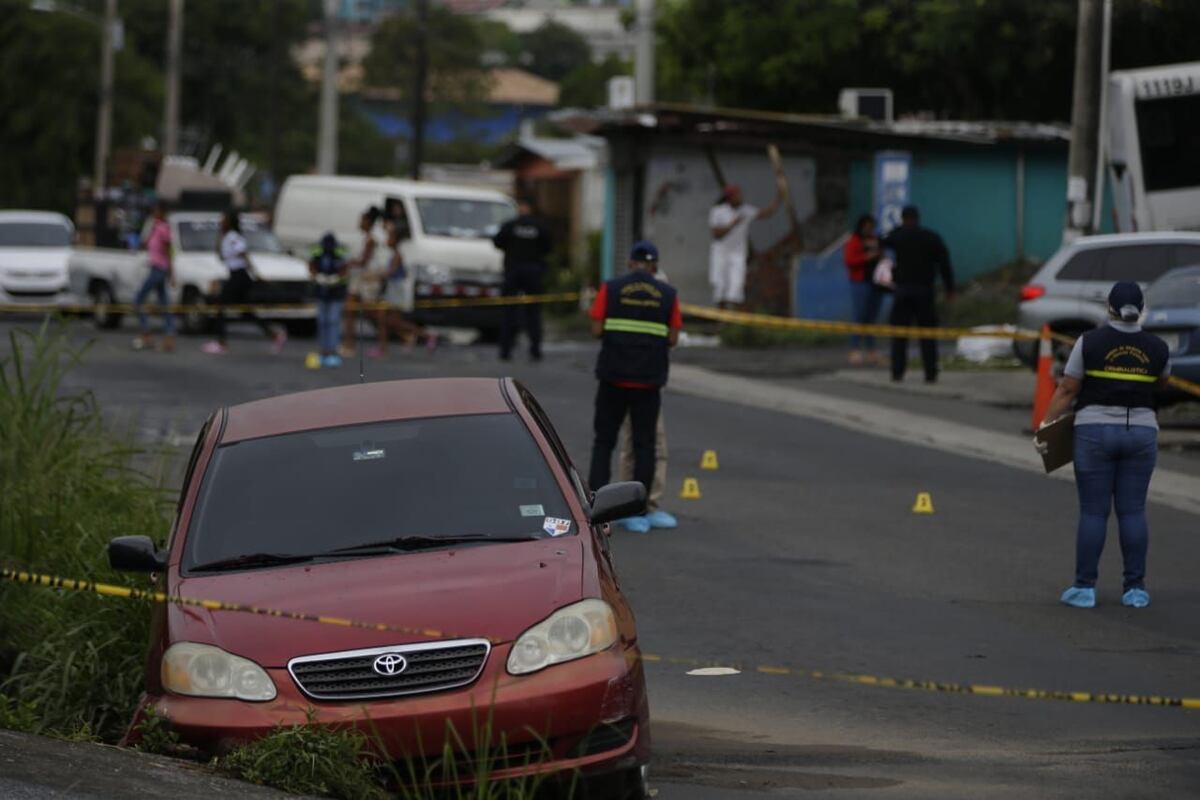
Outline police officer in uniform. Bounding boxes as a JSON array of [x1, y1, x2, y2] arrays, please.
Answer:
[[492, 199, 552, 361], [587, 241, 683, 513], [1039, 281, 1171, 610]]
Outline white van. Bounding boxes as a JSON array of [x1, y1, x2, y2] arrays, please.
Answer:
[[273, 176, 516, 333]]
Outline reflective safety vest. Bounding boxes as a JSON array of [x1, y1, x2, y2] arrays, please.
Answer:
[[310, 244, 348, 300], [595, 270, 676, 387], [1075, 325, 1169, 411]]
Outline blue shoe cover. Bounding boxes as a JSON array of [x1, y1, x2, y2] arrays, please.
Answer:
[[1060, 586, 1095, 608], [1122, 588, 1150, 608], [645, 510, 678, 529], [321, 354, 343, 368], [619, 516, 652, 533]]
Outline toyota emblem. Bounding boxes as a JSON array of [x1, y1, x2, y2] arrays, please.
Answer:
[[373, 653, 407, 676]]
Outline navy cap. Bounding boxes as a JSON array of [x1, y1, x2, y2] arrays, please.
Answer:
[[1108, 280, 1144, 321], [629, 240, 659, 263]]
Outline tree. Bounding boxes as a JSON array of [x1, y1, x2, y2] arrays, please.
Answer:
[[0, 1, 162, 212], [362, 5, 488, 105], [519, 20, 592, 82], [560, 54, 632, 109]]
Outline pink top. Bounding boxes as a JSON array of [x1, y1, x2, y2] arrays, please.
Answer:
[[146, 219, 171, 270]]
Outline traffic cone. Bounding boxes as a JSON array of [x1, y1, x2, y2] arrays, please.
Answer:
[[700, 450, 719, 470], [912, 492, 934, 514], [680, 478, 702, 500], [1030, 325, 1056, 430]]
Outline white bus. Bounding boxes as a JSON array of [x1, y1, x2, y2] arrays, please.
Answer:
[[1107, 61, 1200, 232]]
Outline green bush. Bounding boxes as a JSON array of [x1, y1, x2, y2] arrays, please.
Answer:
[[0, 323, 173, 741]]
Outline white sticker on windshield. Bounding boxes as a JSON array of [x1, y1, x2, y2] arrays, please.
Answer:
[[543, 517, 571, 537], [353, 447, 386, 462], [520, 504, 545, 517]]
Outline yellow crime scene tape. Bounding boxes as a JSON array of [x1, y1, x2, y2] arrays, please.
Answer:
[[2, 566, 1198, 711], [3, 293, 1199, 399]]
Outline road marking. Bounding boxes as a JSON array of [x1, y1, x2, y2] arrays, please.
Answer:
[[687, 667, 741, 676]]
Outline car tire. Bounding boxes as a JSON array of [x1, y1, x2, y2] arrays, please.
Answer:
[[90, 282, 122, 330], [180, 287, 211, 336]]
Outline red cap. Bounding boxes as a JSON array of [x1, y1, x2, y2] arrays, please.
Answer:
[[722, 184, 740, 201]]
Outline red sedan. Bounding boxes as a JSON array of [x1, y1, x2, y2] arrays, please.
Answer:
[[109, 378, 651, 797]]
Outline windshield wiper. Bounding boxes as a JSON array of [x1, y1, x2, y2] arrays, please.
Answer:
[[189, 552, 317, 572], [325, 534, 542, 557]]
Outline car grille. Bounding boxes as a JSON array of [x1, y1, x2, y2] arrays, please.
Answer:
[[287, 639, 490, 701]]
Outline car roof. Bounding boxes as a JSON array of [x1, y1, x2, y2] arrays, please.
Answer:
[[220, 378, 513, 443], [281, 175, 514, 203], [1070, 231, 1200, 249], [0, 210, 73, 226]]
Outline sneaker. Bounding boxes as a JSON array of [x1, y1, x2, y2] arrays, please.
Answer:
[[1121, 588, 1150, 608], [131, 336, 153, 351], [1060, 586, 1096, 608], [425, 331, 440, 353], [848, 349, 864, 365], [645, 510, 678, 529], [619, 516, 652, 533], [270, 329, 288, 354], [200, 341, 228, 355], [321, 354, 343, 368], [158, 335, 175, 353]]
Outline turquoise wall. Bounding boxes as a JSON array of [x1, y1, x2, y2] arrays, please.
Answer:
[[846, 146, 1076, 281]]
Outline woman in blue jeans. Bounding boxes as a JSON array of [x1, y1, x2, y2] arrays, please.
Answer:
[[1039, 282, 1171, 609]]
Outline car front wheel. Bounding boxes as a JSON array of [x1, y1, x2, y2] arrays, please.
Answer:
[[90, 282, 122, 330]]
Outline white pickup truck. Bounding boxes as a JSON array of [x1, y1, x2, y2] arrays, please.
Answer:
[[67, 212, 314, 334]]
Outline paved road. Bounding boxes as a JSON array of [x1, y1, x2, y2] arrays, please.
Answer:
[[3, 320, 1199, 799]]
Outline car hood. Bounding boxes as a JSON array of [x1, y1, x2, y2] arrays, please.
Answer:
[[0, 248, 70, 274], [168, 537, 584, 667]]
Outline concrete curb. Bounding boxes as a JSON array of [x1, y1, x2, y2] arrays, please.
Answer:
[[668, 364, 1200, 518]]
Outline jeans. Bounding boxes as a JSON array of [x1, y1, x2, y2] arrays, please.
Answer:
[[500, 263, 545, 359], [588, 382, 660, 506], [212, 269, 274, 343], [134, 268, 175, 335], [1072, 424, 1157, 591], [848, 280, 884, 349], [316, 298, 344, 354], [890, 287, 938, 380]]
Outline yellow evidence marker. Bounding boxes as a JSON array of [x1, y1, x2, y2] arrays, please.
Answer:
[[680, 478, 702, 500], [700, 450, 719, 470], [304, 352, 322, 370], [912, 492, 935, 514]]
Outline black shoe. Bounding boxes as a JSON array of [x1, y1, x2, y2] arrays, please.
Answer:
[[925, 374, 938, 384], [530, 352, 543, 363], [499, 353, 513, 362]]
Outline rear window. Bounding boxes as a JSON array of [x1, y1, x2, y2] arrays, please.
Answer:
[[0, 222, 71, 247], [1170, 244, 1200, 269], [183, 414, 571, 568], [1057, 245, 1172, 283], [1146, 268, 1200, 309]]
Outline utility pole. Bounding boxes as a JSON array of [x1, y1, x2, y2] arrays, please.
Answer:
[[634, 0, 655, 105], [163, 0, 183, 155], [1090, 0, 1113, 233], [94, 0, 117, 196], [316, 0, 339, 175], [409, 0, 429, 180], [267, 0, 282, 187], [1064, 0, 1102, 241]]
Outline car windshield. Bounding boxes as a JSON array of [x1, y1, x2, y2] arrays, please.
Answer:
[[414, 198, 514, 239], [0, 222, 72, 247], [176, 219, 283, 253], [183, 413, 573, 570], [1146, 268, 1200, 309]]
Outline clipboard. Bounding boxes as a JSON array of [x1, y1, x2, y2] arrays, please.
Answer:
[[1036, 413, 1074, 473]]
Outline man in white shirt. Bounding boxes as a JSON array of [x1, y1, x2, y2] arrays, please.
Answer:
[[708, 182, 782, 308]]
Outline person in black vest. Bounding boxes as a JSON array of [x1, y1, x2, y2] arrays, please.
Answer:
[[881, 205, 955, 382], [1039, 281, 1171, 609], [587, 241, 683, 526], [492, 198, 552, 362]]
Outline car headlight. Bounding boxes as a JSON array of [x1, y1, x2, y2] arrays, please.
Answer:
[[507, 599, 618, 676], [161, 642, 276, 701], [415, 263, 452, 284]]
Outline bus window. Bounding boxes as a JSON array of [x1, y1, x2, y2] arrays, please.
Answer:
[[1135, 95, 1200, 193]]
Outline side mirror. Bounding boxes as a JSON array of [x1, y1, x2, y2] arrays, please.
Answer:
[[588, 482, 647, 526], [108, 536, 167, 573]]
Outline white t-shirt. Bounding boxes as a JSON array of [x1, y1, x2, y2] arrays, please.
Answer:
[[709, 203, 758, 264], [220, 230, 249, 271]]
